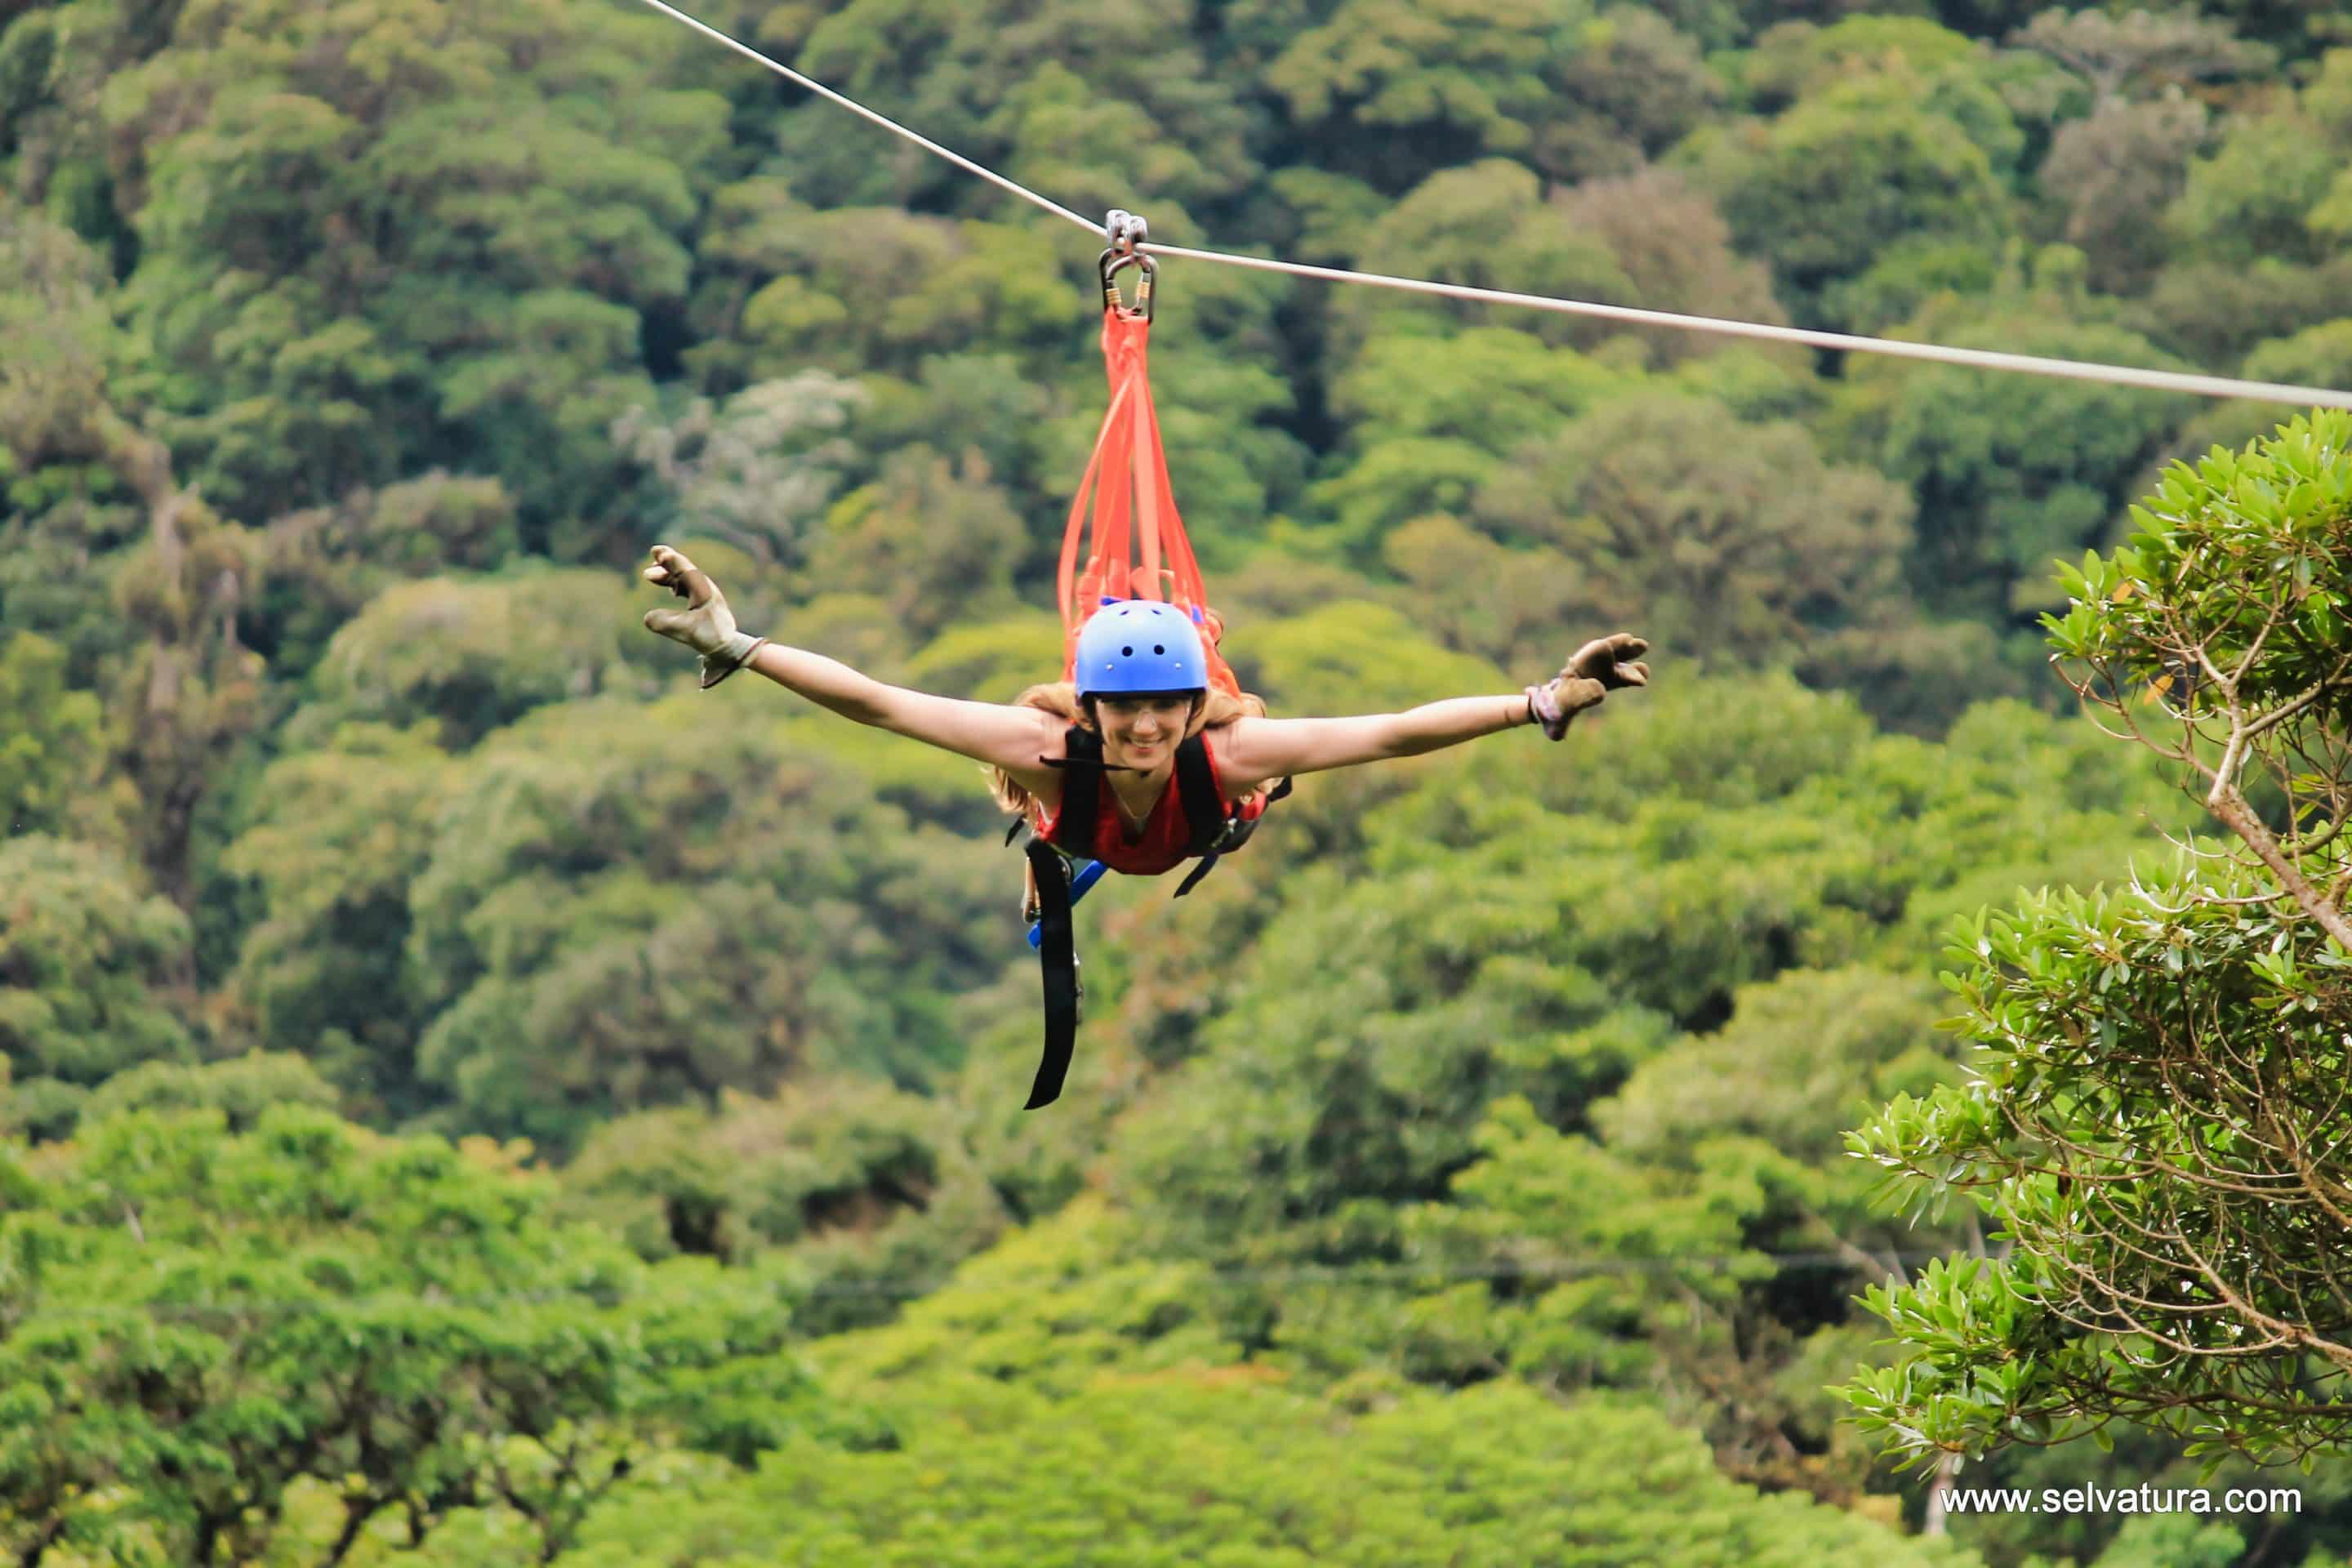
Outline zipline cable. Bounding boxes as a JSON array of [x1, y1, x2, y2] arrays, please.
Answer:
[[1137, 243, 2352, 408], [628, 0, 1094, 231], [630, 0, 2352, 412]]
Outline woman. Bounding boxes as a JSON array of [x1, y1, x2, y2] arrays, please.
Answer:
[[639, 543, 1652, 834], [644, 541, 1649, 1105]]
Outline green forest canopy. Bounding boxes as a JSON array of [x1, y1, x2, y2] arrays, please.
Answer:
[[3, 0, 2352, 1562]]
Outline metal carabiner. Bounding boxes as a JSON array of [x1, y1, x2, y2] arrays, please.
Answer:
[[1097, 208, 1155, 319], [1097, 247, 1156, 321]]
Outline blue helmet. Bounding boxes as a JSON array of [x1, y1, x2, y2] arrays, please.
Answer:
[[1073, 599, 1208, 698]]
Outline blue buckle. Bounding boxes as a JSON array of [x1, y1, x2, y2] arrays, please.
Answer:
[[1027, 858, 1107, 949]]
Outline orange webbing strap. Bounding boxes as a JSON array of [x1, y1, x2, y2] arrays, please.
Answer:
[[1057, 306, 1241, 699]]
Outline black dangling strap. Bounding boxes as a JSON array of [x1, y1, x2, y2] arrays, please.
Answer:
[[1023, 838, 1081, 1109], [1171, 851, 1221, 899]]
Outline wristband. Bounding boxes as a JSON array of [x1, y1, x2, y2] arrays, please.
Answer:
[[1524, 682, 1569, 742], [700, 633, 770, 689]]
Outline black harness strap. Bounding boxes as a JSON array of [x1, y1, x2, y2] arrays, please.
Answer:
[[1176, 771, 1307, 902], [1023, 836, 1081, 1108], [1013, 719, 1291, 1105]]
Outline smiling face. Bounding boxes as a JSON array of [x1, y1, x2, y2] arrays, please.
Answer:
[[1091, 693, 1200, 768]]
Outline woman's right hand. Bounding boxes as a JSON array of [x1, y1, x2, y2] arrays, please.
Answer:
[[641, 545, 768, 688]]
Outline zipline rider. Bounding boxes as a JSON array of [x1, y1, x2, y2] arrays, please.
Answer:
[[642, 545, 1650, 1097]]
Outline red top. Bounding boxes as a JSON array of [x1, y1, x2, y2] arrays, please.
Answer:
[[1034, 730, 1264, 875]]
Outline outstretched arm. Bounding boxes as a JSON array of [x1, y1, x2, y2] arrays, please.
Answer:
[[642, 546, 1059, 773], [1221, 695, 1537, 782], [742, 644, 1061, 773], [1218, 634, 1650, 791]]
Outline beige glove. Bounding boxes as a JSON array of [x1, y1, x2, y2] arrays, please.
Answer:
[[1527, 633, 1650, 740], [641, 545, 768, 688]]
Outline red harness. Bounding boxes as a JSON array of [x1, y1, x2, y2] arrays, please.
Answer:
[[1034, 728, 1266, 876], [1014, 234, 1294, 1110]]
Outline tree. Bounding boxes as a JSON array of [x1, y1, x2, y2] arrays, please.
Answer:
[[1841, 307, 2194, 622], [1471, 390, 1918, 676], [1326, 158, 1634, 358], [0, 835, 194, 1139], [1548, 166, 1800, 368], [216, 722, 458, 1118], [245, 471, 522, 681], [0, 630, 117, 840], [1842, 412, 2352, 1468], [2009, 8, 2274, 107], [782, 0, 1257, 216], [1264, 0, 1713, 191], [283, 568, 656, 753], [611, 372, 869, 577], [2163, 50, 2352, 274], [567, 1319, 1980, 1566], [0, 203, 268, 911], [1686, 56, 2016, 332], [561, 1076, 1018, 1336], [401, 694, 1007, 1150], [801, 445, 1028, 641], [103, 0, 731, 525], [0, 1104, 826, 1566], [1101, 670, 2189, 1275], [2037, 98, 2211, 295]]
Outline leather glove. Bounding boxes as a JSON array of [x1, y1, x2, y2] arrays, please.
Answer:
[[1526, 633, 1650, 741], [641, 545, 768, 688]]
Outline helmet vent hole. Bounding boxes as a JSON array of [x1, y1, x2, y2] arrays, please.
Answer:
[[1121, 646, 1134, 656], [1153, 644, 1165, 654]]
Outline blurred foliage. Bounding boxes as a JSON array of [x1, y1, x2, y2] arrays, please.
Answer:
[[4, 2, 2350, 1561], [0, 1105, 853, 1566]]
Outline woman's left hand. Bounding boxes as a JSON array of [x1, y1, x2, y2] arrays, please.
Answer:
[[1528, 632, 1650, 740], [1566, 632, 1650, 689]]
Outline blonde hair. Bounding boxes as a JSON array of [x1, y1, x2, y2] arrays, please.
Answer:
[[987, 680, 1268, 825]]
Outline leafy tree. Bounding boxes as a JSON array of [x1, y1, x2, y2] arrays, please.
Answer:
[[104, 0, 730, 525], [1308, 326, 1627, 549], [802, 444, 1028, 641], [1738, 16, 1994, 113], [0, 630, 119, 841], [2135, 253, 2352, 372], [2163, 51, 2352, 273], [1327, 158, 1634, 357], [1265, 0, 1713, 191], [612, 371, 869, 575], [283, 568, 657, 754], [1839, 308, 2194, 621], [1548, 166, 1802, 368], [560, 1076, 1018, 1335], [78, 1048, 339, 1131], [782, 0, 1258, 216], [2037, 98, 2211, 295], [1105, 669, 2185, 1250], [1686, 56, 2015, 331], [564, 1340, 1979, 1566], [2008, 7, 2274, 106], [402, 695, 1007, 1150], [688, 198, 1071, 390], [0, 835, 194, 1139], [246, 472, 523, 680], [2167, 318, 2352, 465], [0, 1104, 824, 1566], [0, 204, 268, 908], [1470, 390, 1918, 676], [216, 722, 457, 1117], [1842, 413, 2352, 1468]]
